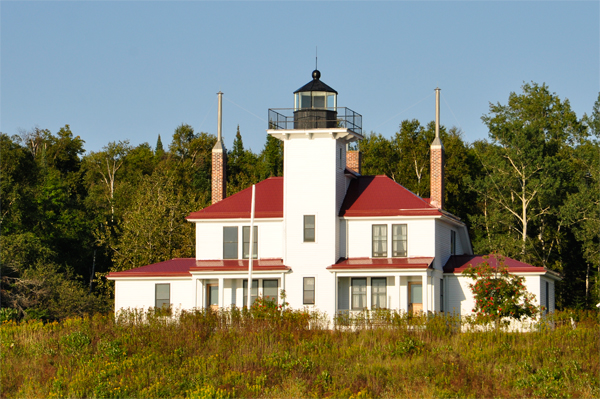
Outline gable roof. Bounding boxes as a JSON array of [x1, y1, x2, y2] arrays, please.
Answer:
[[443, 255, 561, 279], [187, 175, 445, 220], [339, 175, 441, 217], [187, 177, 283, 220]]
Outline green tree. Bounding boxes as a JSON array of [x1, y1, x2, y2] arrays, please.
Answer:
[[470, 82, 584, 267], [83, 140, 131, 221], [358, 132, 398, 178], [259, 133, 283, 179], [391, 120, 433, 197], [227, 126, 260, 195], [155, 134, 165, 158], [111, 169, 197, 272], [559, 93, 600, 306], [168, 124, 215, 207]]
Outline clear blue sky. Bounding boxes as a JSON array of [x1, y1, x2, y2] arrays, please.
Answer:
[[2, 1, 598, 154]]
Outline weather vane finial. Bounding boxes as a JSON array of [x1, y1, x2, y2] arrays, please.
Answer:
[[316, 46, 318, 70]]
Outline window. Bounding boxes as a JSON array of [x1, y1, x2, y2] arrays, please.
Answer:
[[304, 215, 315, 242], [263, 280, 278, 304], [242, 226, 258, 259], [372, 225, 387, 257], [155, 284, 170, 309], [303, 277, 315, 305], [450, 230, 456, 255], [351, 278, 367, 310], [313, 94, 325, 109], [300, 93, 311, 109], [243, 280, 258, 307], [440, 279, 444, 312], [338, 147, 342, 168], [392, 224, 407, 257], [223, 227, 238, 259], [371, 278, 387, 309]]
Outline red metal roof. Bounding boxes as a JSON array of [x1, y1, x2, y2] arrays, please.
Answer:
[[187, 175, 443, 220], [328, 257, 434, 270], [443, 255, 560, 277], [107, 258, 290, 278], [187, 177, 283, 220], [339, 176, 441, 217]]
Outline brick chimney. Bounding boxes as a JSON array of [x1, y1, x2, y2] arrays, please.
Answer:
[[212, 91, 227, 204], [430, 88, 444, 209], [346, 150, 361, 175]]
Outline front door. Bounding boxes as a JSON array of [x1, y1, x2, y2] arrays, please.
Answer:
[[207, 284, 218, 311], [408, 282, 422, 313]]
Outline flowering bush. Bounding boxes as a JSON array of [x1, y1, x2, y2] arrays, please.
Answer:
[[462, 255, 539, 327]]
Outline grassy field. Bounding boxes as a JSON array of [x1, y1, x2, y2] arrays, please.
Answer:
[[1, 307, 598, 398]]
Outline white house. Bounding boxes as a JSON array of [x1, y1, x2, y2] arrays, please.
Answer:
[[107, 70, 559, 318]]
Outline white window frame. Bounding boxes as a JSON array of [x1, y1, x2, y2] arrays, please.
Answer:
[[303, 276, 316, 305], [372, 224, 387, 258], [304, 215, 316, 243]]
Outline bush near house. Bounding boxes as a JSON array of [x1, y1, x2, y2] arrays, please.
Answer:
[[1, 307, 598, 399], [462, 255, 540, 328]]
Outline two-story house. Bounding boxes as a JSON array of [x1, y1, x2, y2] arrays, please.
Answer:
[[108, 70, 559, 317]]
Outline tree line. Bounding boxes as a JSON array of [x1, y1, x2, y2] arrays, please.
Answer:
[[1, 82, 597, 320]]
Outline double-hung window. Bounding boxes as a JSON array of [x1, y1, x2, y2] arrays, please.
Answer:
[[372, 225, 387, 257], [155, 283, 170, 309], [303, 277, 315, 305], [263, 280, 278, 304], [392, 224, 407, 257], [351, 278, 367, 310], [371, 278, 387, 309], [243, 279, 258, 307], [242, 226, 258, 259], [304, 215, 315, 242], [223, 227, 238, 259]]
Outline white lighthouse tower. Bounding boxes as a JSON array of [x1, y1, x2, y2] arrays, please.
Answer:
[[267, 70, 363, 313]]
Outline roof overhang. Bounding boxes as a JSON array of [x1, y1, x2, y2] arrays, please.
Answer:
[[267, 128, 363, 143], [328, 257, 434, 273], [107, 258, 291, 280]]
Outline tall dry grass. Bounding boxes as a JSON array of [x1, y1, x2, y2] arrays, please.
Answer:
[[1, 307, 598, 398]]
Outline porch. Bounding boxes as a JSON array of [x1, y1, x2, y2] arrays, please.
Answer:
[[329, 257, 442, 314]]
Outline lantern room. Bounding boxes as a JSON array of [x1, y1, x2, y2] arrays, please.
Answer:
[[293, 70, 338, 129]]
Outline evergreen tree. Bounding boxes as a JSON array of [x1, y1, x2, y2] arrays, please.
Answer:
[[155, 134, 165, 158], [259, 133, 283, 179]]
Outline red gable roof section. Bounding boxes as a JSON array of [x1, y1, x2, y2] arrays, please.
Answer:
[[107, 258, 290, 278], [443, 255, 561, 278], [187, 175, 444, 220], [328, 257, 434, 270], [187, 177, 283, 220], [107, 258, 197, 278], [339, 175, 441, 217]]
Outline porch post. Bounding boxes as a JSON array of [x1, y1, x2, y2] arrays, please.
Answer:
[[395, 274, 400, 311], [198, 279, 204, 309], [218, 277, 224, 308], [334, 272, 338, 315], [422, 272, 429, 313]]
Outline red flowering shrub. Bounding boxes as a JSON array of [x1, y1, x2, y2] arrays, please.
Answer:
[[462, 255, 539, 326]]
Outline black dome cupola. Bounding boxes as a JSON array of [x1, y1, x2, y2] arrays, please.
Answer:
[[293, 70, 338, 129], [294, 69, 338, 111]]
